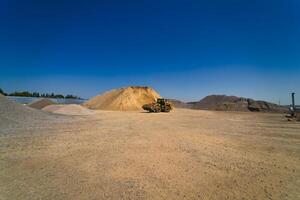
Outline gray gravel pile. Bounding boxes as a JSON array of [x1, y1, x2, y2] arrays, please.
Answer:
[[0, 94, 68, 133]]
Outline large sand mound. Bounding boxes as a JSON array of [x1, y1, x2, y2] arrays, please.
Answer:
[[43, 104, 94, 115], [84, 86, 161, 111], [28, 98, 55, 109]]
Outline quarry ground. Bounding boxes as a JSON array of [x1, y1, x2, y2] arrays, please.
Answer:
[[0, 109, 299, 200]]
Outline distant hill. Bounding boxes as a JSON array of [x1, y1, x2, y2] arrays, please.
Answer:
[[170, 95, 288, 113]]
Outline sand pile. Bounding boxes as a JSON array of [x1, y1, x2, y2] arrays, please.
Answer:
[[28, 98, 55, 109], [84, 86, 161, 111], [43, 104, 93, 115], [0, 94, 57, 130]]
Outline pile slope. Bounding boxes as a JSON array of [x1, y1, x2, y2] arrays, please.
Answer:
[[28, 98, 55, 109], [190, 95, 288, 112], [84, 86, 161, 111], [0, 94, 57, 130], [43, 104, 93, 115]]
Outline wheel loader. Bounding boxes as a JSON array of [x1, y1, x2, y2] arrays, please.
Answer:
[[142, 98, 173, 113]]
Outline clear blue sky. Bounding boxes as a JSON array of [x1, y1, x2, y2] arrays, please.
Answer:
[[0, 0, 299, 104]]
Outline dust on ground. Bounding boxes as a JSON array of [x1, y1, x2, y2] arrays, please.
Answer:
[[0, 109, 299, 200]]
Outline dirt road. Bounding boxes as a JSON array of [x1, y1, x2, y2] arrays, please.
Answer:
[[0, 109, 299, 200]]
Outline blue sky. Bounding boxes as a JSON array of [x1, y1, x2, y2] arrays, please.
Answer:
[[0, 0, 299, 104]]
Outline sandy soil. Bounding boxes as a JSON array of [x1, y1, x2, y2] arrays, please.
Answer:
[[0, 109, 299, 200]]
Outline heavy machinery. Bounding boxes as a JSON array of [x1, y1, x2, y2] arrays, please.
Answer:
[[142, 98, 173, 113], [286, 93, 300, 121]]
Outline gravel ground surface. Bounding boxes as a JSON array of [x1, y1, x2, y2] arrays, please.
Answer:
[[0, 103, 299, 199]]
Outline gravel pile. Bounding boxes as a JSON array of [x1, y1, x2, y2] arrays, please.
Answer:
[[28, 98, 55, 109]]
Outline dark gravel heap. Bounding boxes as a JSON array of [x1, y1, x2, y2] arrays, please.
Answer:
[[28, 98, 55, 109]]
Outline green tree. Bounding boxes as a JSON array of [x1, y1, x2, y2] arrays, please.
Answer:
[[65, 94, 80, 99], [6, 90, 81, 99], [54, 94, 64, 98]]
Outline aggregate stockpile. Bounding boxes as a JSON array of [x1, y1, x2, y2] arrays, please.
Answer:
[[43, 104, 94, 115], [0, 94, 58, 129], [189, 95, 288, 113], [28, 98, 55, 109], [84, 86, 161, 111]]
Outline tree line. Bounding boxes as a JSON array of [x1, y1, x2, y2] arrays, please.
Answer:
[[0, 88, 81, 99]]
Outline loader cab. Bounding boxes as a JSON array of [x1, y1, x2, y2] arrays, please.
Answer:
[[157, 98, 166, 105]]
